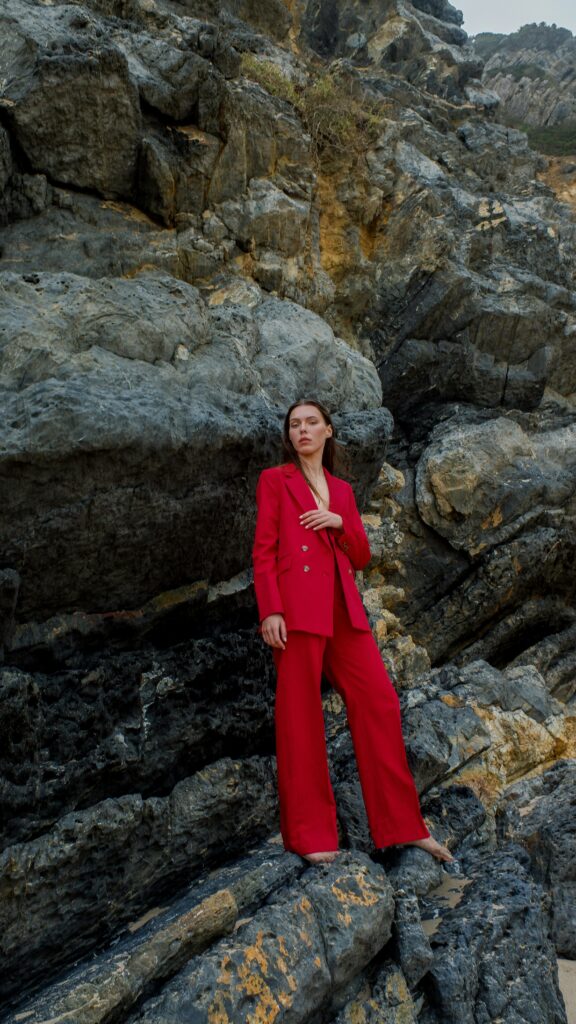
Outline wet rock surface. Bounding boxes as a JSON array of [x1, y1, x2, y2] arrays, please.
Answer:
[[1, 0, 576, 1020]]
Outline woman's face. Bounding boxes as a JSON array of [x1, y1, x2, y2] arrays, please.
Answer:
[[288, 404, 332, 458]]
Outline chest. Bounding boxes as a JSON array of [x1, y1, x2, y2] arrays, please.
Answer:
[[309, 480, 329, 509]]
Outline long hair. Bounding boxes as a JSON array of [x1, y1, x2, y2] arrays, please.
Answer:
[[282, 398, 343, 500]]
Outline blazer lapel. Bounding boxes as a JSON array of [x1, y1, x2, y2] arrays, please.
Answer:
[[282, 463, 344, 549]]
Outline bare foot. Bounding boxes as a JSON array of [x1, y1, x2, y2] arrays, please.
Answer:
[[301, 850, 339, 864], [399, 836, 454, 862]]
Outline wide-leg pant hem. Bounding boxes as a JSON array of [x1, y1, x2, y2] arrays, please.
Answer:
[[371, 823, 431, 848]]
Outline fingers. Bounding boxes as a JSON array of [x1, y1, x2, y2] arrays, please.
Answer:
[[262, 618, 287, 649], [300, 510, 330, 529]]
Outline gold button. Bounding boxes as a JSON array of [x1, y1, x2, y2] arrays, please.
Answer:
[[303, 565, 310, 572], [301, 544, 309, 552]]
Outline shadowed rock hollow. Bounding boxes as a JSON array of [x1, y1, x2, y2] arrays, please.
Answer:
[[0, 0, 575, 1021]]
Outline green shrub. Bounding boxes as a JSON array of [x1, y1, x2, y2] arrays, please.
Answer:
[[505, 22, 572, 53], [240, 54, 382, 161], [299, 73, 381, 156], [239, 53, 298, 105], [505, 117, 576, 155], [525, 121, 576, 155]]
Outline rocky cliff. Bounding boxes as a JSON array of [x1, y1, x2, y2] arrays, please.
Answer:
[[1, 1, 575, 1022], [475, 22, 576, 140]]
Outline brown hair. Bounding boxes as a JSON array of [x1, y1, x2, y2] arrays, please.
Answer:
[[282, 398, 343, 499]]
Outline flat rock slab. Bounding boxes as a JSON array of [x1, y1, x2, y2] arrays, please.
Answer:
[[3, 836, 303, 1024], [133, 852, 394, 1024], [0, 757, 278, 1003]]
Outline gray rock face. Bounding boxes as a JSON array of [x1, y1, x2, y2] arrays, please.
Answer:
[[301, 0, 479, 100], [381, 402, 576, 666], [6, 837, 303, 1024], [475, 23, 576, 128], [0, 271, 383, 622], [497, 760, 576, 958], [1, 1, 142, 196], [418, 846, 568, 1024], [0, 757, 278, 1003], [415, 416, 576, 556], [0, 628, 276, 847], [122, 852, 394, 1024]]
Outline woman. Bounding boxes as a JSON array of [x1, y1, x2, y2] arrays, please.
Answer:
[[252, 399, 453, 866]]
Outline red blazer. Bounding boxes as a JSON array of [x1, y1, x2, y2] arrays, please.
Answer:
[[252, 462, 372, 636]]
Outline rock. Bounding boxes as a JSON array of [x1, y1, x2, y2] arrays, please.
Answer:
[[1, 0, 576, 1018], [0, 126, 13, 196], [217, 178, 311, 256], [400, 660, 574, 806], [415, 417, 576, 557], [0, 625, 275, 846], [475, 24, 576, 130], [300, 0, 478, 100], [5, 836, 303, 1024], [137, 127, 222, 226], [1, 0, 142, 197], [0, 757, 278, 1002], [392, 891, 434, 986], [0, 271, 384, 624], [207, 79, 313, 206], [496, 759, 576, 958], [0, 570, 20, 657], [130, 852, 394, 1024], [116, 28, 226, 124], [332, 961, 418, 1023], [506, 619, 576, 704], [418, 846, 568, 1024]]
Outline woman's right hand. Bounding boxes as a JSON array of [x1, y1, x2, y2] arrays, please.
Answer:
[[261, 614, 287, 650]]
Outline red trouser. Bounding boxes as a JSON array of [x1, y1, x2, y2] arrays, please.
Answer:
[[273, 570, 430, 855]]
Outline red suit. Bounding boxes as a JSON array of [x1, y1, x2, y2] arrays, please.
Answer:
[[252, 462, 430, 855]]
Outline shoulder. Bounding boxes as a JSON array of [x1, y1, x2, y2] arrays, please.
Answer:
[[259, 463, 296, 479], [256, 464, 291, 493], [258, 464, 288, 482]]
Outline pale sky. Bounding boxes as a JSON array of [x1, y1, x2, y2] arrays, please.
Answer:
[[456, 0, 576, 37]]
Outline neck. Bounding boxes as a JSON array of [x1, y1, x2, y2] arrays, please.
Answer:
[[298, 453, 325, 477]]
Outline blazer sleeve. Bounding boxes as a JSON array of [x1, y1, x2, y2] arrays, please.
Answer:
[[252, 470, 284, 622], [333, 483, 371, 571]]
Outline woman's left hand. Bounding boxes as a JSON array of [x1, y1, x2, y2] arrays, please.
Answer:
[[299, 510, 343, 531]]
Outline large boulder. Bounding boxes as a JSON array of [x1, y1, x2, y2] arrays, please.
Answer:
[[0, 1, 142, 197], [0, 271, 385, 624]]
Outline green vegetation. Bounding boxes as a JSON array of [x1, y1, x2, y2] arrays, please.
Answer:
[[503, 116, 576, 156], [239, 54, 298, 106], [504, 22, 572, 53], [240, 53, 382, 160], [524, 121, 576, 156], [473, 32, 506, 60]]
